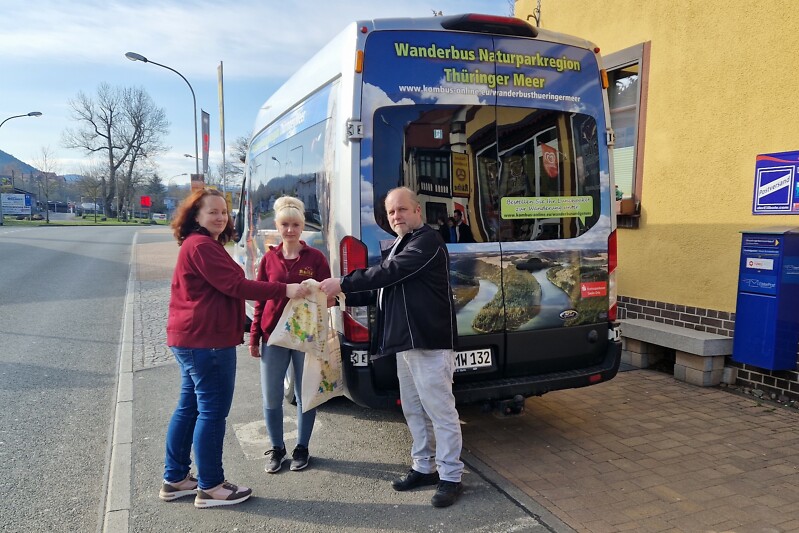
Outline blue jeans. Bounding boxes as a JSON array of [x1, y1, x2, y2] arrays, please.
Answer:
[[260, 344, 316, 449], [164, 346, 237, 490]]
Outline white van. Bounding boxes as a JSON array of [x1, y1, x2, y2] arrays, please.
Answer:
[[233, 14, 622, 409]]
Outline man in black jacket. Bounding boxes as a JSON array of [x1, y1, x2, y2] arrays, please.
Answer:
[[453, 209, 474, 243], [320, 187, 463, 508]]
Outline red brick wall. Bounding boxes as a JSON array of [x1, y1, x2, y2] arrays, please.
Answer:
[[618, 296, 799, 403]]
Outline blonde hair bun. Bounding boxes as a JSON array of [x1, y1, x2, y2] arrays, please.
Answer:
[[274, 196, 305, 223]]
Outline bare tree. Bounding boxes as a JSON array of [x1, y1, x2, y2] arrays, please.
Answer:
[[77, 170, 103, 223], [63, 83, 169, 217], [123, 169, 150, 219], [224, 135, 248, 190], [33, 147, 61, 224], [63, 84, 127, 217], [117, 88, 169, 219], [205, 134, 248, 192], [205, 165, 223, 189], [1, 164, 16, 192]]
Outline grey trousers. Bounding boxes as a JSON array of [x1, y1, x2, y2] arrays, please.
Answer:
[[396, 348, 464, 482]]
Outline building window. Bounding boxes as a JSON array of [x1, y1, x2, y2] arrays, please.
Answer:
[[417, 150, 451, 197], [604, 42, 650, 218]]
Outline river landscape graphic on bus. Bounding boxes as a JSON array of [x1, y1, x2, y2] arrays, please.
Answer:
[[360, 30, 612, 335]]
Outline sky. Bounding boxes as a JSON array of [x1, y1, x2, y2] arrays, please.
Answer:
[[0, 0, 511, 185]]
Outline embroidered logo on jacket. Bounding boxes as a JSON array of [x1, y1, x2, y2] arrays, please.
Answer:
[[298, 267, 314, 277]]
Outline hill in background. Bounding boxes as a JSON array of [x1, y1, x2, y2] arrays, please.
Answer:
[[0, 150, 87, 183], [0, 148, 41, 176]]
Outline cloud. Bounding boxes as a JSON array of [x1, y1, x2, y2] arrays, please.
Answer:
[[360, 83, 415, 138], [1, 0, 507, 176], [420, 76, 488, 105], [2, 0, 504, 79]]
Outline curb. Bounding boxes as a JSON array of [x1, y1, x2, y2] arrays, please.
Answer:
[[461, 449, 576, 533], [101, 231, 137, 532]]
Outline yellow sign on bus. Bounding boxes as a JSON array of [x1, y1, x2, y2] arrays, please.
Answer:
[[452, 152, 470, 197]]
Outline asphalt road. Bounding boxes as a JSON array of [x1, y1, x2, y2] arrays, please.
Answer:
[[0, 225, 138, 532]]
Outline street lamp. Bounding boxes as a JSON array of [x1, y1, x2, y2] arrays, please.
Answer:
[[0, 111, 42, 130], [0, 111, 42, 225], [183, 154, 203, 184], [124, 52, 199, 176], [166, 173, 188, 219], [167, 173, 189, 191]]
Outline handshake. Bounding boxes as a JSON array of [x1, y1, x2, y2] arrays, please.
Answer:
[[285, 278, 343, 300]]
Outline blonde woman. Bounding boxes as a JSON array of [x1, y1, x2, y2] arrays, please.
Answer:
[[249, 196, 331, 473]]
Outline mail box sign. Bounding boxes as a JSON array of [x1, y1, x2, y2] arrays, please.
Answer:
[[733, 227, 799, 371], [738, 235, 782, 296], [752, 150, 799, 214]]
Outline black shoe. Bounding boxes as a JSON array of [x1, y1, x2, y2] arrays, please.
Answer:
[[391, 468, 439, 491], [431, 480, 463, 508], [264, 446, 287, 473], [290, 445, 310, 471]]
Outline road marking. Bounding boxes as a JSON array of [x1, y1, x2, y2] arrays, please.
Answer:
[[233, 416, 322, 460]]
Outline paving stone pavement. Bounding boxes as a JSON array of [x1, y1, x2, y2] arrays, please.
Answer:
[[459, 373, 799, 533], [134, 228, 799, 533], [133, 235, 174, 370]]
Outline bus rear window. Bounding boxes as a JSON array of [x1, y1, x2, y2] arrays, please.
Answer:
[[371, 104, 602, 242]]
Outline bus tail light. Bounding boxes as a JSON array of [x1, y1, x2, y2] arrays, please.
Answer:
[[608, 230, 618, 321], [340, 236, 370, 342], [343, 311, 369, 343], [440, 14, 538, 38], [355, 50, 364, 73], [600, 69, 609, 89]]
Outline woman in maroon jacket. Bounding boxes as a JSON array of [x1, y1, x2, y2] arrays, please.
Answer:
[[249, 196, 331, 474], [159, 188, 308, 508]]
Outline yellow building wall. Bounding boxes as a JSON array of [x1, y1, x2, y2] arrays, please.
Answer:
[[516, 0, 799, 312]]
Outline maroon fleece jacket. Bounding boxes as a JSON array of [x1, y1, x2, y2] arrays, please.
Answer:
[[167, 232, 286, 348], [249, 242, 331, 347]]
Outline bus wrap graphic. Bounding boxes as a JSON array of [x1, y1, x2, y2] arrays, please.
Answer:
[[753, 150, 799, 214], [364, 31, 605, 117]]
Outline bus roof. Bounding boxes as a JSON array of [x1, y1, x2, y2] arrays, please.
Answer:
[[250, 22, 355, 140], [368, 14, 596, 50], [250, 14, 598, 141]]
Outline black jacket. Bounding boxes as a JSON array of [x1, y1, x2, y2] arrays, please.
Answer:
[[341, 224, 457, 355], [456, 222, 474, 243]]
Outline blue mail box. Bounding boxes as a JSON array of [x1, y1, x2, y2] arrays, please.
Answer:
[[732, 227, 799, 370]]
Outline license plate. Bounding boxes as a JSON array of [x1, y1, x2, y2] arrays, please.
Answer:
[[455, 349, 492, 372], [350, 350, 368, 367]]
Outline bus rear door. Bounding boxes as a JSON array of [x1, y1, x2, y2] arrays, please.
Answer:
[[350, 17, 619, 408]]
